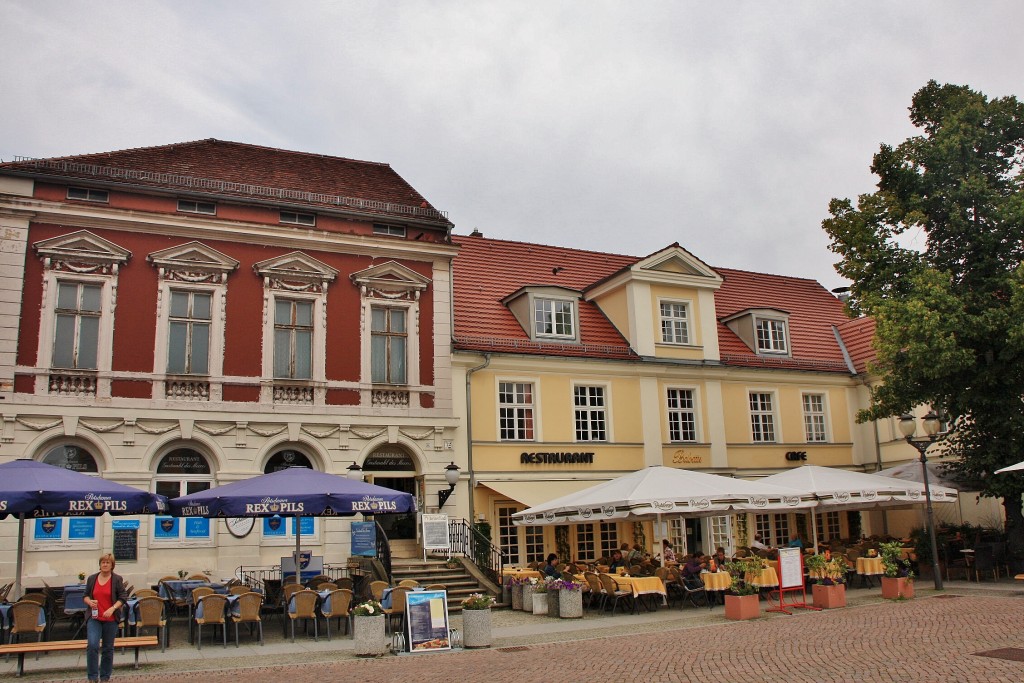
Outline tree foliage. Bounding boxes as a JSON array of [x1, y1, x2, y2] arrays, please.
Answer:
[[823, 80, 1024, 558]]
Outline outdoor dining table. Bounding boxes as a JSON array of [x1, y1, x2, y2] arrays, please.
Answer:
[[63, 584, 88, 638], [501, 568, 543, 580], [855, 556, 884, 587], [700, 570, 732, 591], [605, 574, 667, 611], [745, 567, 779, 588]]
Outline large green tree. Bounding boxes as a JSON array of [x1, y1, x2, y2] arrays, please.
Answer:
[[824, 80, 1024, 560]]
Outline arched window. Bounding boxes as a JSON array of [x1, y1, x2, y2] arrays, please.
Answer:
[[153, 448, 214, 545], [33, 443, 99, 547], [264, 449, 313, 473]]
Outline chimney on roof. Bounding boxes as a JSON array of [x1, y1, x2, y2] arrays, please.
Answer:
[[469, 228, 482, 237], [831, 286, 851, 303]]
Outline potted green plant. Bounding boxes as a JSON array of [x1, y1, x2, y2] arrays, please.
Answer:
[[351, 599, 387, 656], [880, 540, 915, 599], [530, 577, 548, 615], [77, 571, 86, 583], [724, 557, 763, 620], [461, 593, 494, 648], [555, 579, 584, 618], [806, 553, 848, 609]]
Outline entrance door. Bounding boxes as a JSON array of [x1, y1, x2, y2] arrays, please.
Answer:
[[374, 477, 418, 541]]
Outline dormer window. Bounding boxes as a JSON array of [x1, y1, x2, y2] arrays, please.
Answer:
[[67, 187, 108, 203], [755, 317, 788, 354], [534, 298, 575, 338]]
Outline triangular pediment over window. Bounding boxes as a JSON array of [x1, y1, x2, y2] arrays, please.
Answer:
[[34, 230, 131, 271], [585, 244, 722, 297], [351, 260, 431, 297], [148, 241, 239, 282], [254, 251, 338, 291]]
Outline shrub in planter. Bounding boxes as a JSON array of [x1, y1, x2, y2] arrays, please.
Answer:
[[507, 576, 526, 610], [880, 540, 915, 600], [530, 578, 548, 615], [351, 600, 388, 656], [806, 553, 848, 609], [724, 557, 764, 620], [554, 579, 584, 618]]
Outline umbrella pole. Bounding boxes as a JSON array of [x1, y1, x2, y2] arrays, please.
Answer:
[[810, 511, 819, 553], [14, 512, 25, 601], [294, 516, 302, 585]]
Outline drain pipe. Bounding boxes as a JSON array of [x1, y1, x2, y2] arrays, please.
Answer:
[[464, 353, 491, 528]]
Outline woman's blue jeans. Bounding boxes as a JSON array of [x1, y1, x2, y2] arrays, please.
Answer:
[[86, 618, 119, 681]]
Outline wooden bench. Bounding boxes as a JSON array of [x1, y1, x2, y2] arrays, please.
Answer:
[[0, 635, 159, 676]]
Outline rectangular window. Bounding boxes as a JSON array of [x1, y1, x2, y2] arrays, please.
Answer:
[[52, 282, 101, 369], [754, 514, 772, 546], [261, 515, 316, 543], [815, 511, 841, 542], [573, 385, 607, 441], [599, 522, 618, 558], [371, 307, 407, 384], [167, 290, 211, 374], [273, 299, 313, 379], [153, 480, 212, 543], [773, 515, 790, 547], [67, 187, 108, 202], [32, 517, 97, 548], [667, 388, 697, 442], [534, 298, 574, 338], [373, 224, 406, 237], [803, 393, 828, 442], [177, 200, 216, 215], [749, 392, 776, 442], [280, 211, 316, 226], [668, 519, 685, 554], [524, 525, 545, 564], [575, 524, 596, 562], [709, 515, 732, 553], [659, 302, 690, 344], [755, 319, 788, 353], [499, 381, 535, 441], [497, 506, 522, 566]]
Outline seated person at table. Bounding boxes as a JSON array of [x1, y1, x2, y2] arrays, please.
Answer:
[[788, 533, 805, 549], [626, 543, 645, 565], [682, 551, 706, 578], [750, 534, 771, 551], [542, 553, 560, 579], [711, 547, 728, 570], [608, 550, 627, 573], [661, 539, 677, 563]]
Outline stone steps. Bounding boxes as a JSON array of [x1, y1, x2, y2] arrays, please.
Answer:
[[390, 559, 501, 613]]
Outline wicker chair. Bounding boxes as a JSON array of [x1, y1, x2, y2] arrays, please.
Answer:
[[10, 601, 45, 655], [369, 580, 389, 602], [383, 586, 409, 634], [134, 596, 167, 652], [231, 592, 264, 646], [188, 574, 208, 581], [598, 574, 632, 614], [316, 582, 337, 591], [229, 585, 251, 596], [195, 594, 228, 649], [424, 584, 446, 591], [133, 588, 159, 599], [319, 588, 352, 640], [583, 572, 604, 610], [397, 579, 419, 588], [288, 590, 319, 642], [334, 577, 353, 592]]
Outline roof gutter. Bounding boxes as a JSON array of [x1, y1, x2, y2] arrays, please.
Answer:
[[464, 352, 491, 526]]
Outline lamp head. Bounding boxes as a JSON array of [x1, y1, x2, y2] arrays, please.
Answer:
[[898, 414, 917, 439], [346, 462, 363, 481], [922, 411, 941, 437], [443, 462, 460, 486]]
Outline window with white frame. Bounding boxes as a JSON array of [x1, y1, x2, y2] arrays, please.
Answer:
[[67, 187, 108, 202], [599, 522, 619, 558], [815, 511, 842, 542], [152, 449, 214, 545], [668, 518, 685, 554], [167, 290, 211, 374], [32, 444, 100, 548], [52, 282, 101, 369], [373, 223, 406, 237], [754, 514, 772, 546], [371, 306, 407, 384], [177, 200, 216, 215], [749, 392, 776, 442], [709, 515, 732, 553], [280, 211, 316, 226], [667, 388, 698, 442], [497, 506, 522, 565], [534, 298, 574, 338], [574, 385, 607, 441], [499, 381, 535, 441], [755, 318, 788, 354], [773, 515, 790, 546], [659, 301, 690, 344], [274, 299, 313, 379], [803, 393, 828, 442], [524, 525, 545, 564], [575, 524, 596, 561]]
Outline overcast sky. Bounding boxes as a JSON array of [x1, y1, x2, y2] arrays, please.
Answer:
[[2, 1, 1021, 290]]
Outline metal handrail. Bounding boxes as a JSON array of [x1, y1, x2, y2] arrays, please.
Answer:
[[374, 520, 393, 582], [448, 518, 506, 583]]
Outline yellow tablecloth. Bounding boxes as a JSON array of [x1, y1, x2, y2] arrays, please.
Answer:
[[745, 567, 779, 588], [607, 575, 667, 599], [502, 568, 542, 580], [856, 557, 884, 576], [700, 571, 732, 591]]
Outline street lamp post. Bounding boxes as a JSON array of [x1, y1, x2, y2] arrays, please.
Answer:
[[898, 411, 943, 590], [438, 462, 460, 508]]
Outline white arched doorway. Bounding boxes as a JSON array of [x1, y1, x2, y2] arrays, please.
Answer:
[[360, 443, 421, 558]]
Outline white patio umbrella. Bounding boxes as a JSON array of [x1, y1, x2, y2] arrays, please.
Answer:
[[995, 460, 1024, 474], [760, 465, 959, 550], [510, 465, 814, 558]]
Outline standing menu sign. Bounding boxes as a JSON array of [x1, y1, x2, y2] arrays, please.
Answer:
[[405, 589, 451, 652], [777, 547, 803, 588], [112, 519, 139, 562], [422, 514, 449, 552]]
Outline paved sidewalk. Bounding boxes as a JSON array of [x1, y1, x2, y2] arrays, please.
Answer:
[[7, 580, 1024, 682]]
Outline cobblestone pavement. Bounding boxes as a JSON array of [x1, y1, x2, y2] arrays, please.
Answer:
[[25, 589, 1024, 683]]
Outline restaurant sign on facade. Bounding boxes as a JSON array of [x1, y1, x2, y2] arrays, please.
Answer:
[[520, 452, 594, 464]]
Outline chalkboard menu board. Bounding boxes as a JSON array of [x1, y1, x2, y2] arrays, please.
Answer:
[[113, 528, 138, 562]]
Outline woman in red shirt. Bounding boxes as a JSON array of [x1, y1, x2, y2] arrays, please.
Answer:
[[84, 553, 128, 682]]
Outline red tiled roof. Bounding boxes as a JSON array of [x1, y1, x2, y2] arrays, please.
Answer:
[[453, 234, 855, 372], [835, 317, 877, 374], [0, 139, 448, 224], [452, 235, 639, 359]]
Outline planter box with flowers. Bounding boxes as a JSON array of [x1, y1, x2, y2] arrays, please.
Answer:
[[546, 579, 560, 618], [530, 578, 548, 615], [724, 557, 764, 620], [461, 593, 494, 648], [521, 579, 536, 612], [553, 579, 584, 618], [880, 540, 915, 600], [507, 576, 526, 611], [352, 600, 388, 656], [806, 552, 849, 609]]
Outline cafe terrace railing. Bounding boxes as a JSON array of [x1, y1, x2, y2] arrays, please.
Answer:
[[448, 517, 506, 583], [374, 520, 393, 582]]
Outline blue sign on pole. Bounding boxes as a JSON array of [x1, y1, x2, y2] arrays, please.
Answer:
[[350, 521, 377, 557]]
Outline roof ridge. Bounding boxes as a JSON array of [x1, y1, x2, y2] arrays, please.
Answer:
[[453, 232, 640, 262]]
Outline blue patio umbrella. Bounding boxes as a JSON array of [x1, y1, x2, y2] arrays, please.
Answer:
[[0, 459, 168, 599], [168, 466, 415, 575]]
